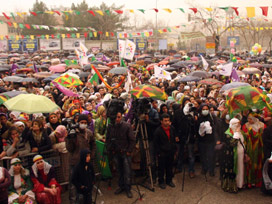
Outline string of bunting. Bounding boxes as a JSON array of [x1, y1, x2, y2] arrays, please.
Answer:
[[1, 6, 272, 19]]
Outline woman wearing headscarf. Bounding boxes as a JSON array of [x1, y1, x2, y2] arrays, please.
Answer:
[[46, 113, 61, 136], [72, 149, 95, 204], [242, 112, 266, 188], [8, 158, 35, 204], [82, 111, 95, 134], [221, 118, 245, 193], [49, 125, 69, 182], [30, 155, 61, 204], [94, 106, 107, 142], [197, 103, 217, 176]]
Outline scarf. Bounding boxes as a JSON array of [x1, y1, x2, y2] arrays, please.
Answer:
[[32, 131, 42, 145], [31, 160, 52, 178], [246, 115, 264, 132]]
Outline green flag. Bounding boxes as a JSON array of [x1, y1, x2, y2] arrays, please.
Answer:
[[91, 56, 96, 62], [64, 59, 78, 66], [120, 58, 127, 67], [89, 73, 99, 84], [95, 140, 112, 178], [230, 53, 237, 62]]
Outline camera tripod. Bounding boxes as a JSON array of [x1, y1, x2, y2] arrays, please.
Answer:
[[134, 117, 155, 192]]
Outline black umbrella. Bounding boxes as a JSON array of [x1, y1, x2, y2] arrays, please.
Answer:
[[91, 61, 105, 65], [1, 91, 26, 98], [189, 71, 210, 78], [172, 62, 187, 68], [178, 76, 201, 82], [168, 59, 180, 65], [21, 78, 39, 83], [79, 72, 91, 79], [3, 76, 23, 82], [43, 74, 61, 83], [164, 67, 178, 72], [173, 54, 181, 58], [0, 68, 9, 72]]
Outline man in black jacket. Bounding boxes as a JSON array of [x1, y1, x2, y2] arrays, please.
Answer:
[[106, 112, 136, 198], [154, 113, 179, 189]]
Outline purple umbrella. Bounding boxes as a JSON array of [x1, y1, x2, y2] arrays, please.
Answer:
[[52, 81, 78, 97]]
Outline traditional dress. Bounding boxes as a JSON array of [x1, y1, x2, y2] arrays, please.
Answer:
[[242, 114, 266, 188], [30, 155, 61, 204], [8, 158, 35, 204]]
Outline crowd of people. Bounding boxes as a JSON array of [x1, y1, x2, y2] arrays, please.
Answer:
[[0, 49, 272, 204]]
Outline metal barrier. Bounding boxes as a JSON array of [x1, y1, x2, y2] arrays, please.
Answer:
[[0, 150, 69, 185]]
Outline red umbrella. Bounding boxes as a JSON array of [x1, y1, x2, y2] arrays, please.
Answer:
[[49, 65, 66, 73]]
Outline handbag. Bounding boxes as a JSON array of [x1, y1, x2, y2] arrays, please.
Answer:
[[239, 139, 250, 163]]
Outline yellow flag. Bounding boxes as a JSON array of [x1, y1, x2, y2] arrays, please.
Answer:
[[16, 35, 19, 41], [227, 28, 230, 32], [270, 27, 272, 30], [93, 32, 97, 37], [231, 27, 234, 31], [0, 36, 3, 40], [158, 30, 163, 34], [76, 33, 80, 38], [163, 8, 172, 13], [222, 26, 226, 29], [13, 23, 18, 28], [260, 27, 264, 30], [61, 34, 65, 38], [145, 32, 149, 37], [45, 35, 49, 40], [21, 12, 27, 15], [30, 35, 34, 40], [95, 10, 104, 16], [45, 11, 54, 15], [246, 7, 255, 18], [106, 32, 109, 37], [129, 9, 134, 13], [16, 12, 22, 18], [255, 27, 259, 31], [205, 8, 213, 12], [265, 27, 269, 30]]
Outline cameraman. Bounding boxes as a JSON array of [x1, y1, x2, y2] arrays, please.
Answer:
[[65, 114, 96, 204], [106, 112, 136, 199]]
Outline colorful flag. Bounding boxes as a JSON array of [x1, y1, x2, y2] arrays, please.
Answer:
[[120, 58, 127, 67], [123, 39, 136, 60], [89, 73, 99, 84], [230, 53, 237, 62], [200, 55, 209, 70], [96, 140, 112, 178]]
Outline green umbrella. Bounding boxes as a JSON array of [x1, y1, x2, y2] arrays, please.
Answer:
[[3, 94, 59, 114]]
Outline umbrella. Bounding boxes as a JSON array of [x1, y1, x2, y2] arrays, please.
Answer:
[[49, 65, 66, 73], [21, 78, 39, 83], [189, 71, 210, 78], [1, 91, 26, 98], [33, 72, 53, 78], [249, 63, 263, 68], [220, 82, 251, 94], [3, 94, 59, 114], [109, 67, 128, 75], [168, 59, 180, 65], [199, 78, 224, 86], [164, 67, 178, 72], [172, 62, 187, 68], [67, 64, 81, 69], [191, 56, 199, 61], [242, 68, 261, 75], [146, 63, 158, 71], [0, 94, 10, 105], [144, 59, 153, 64], [173, 54, 181, 58], [91, 61, 105, 65], [107, 61, 120, 67], [0, 68, 9, 72], [178, 76, 201, 83], [226, 86, 272, 118], [131, 84, 168, 101], [3, 76, 23, 83], [52, 81, 79, 97], [43, 74, 61, 83], [79, 72, 91, 79], [53, 74, 83, 87]]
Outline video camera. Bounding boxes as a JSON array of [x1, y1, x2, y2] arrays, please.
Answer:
[[62, 118, 79, 138], [132, 98, 152, 121], [103, 99, 125, 123]]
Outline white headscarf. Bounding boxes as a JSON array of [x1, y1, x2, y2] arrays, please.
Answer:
[[31, 159, 52, 178], [229, 118, 240, 132], [247, 114, 264, 132]]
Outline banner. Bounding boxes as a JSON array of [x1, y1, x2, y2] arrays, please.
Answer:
[[136, 38, 147, 51], [95, 140, 112, 178], [8, 39, 22, 52], [62, 38, 85, 50], [154, 65, 172, 80], [40, 39, 61, 51], [159, 39, 167, 50], [227, 36, 240, 46], [23, 39, 38, 52], [123, 39, 136, 60], [0, 40, 8, 51]]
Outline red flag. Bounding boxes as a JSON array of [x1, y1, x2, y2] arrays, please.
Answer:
[[190, 8, 197, 14], [21, 35, 24, 39], [5, 36, 9, 39], [54, 11, 61, 15], [25, 24, 31, 29], [137, 33, 141, 36], [260, 7, 268, 17], [163, 28, 167, 32], [51, 34, 54, 39], [124, 33, 128, 38], [149, 31, 153, 36], [30, 12, 37, 16], [115, 10, 123, 14], [88, 10, 95, 16], [2, 12, 10, 20], [84, 32, 88, 38], [231, 7, 239, 16], [110, 32, 114, 37], [7, 22, 12, 27], [67, 34, 70, 38], [153, 8, 159, 13], [98, 31, 102, 35]]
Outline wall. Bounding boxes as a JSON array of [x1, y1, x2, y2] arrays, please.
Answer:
[[85, 40, 117, 50]]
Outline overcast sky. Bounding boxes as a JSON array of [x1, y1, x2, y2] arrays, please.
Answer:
[[2, 0, 272, 26]]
